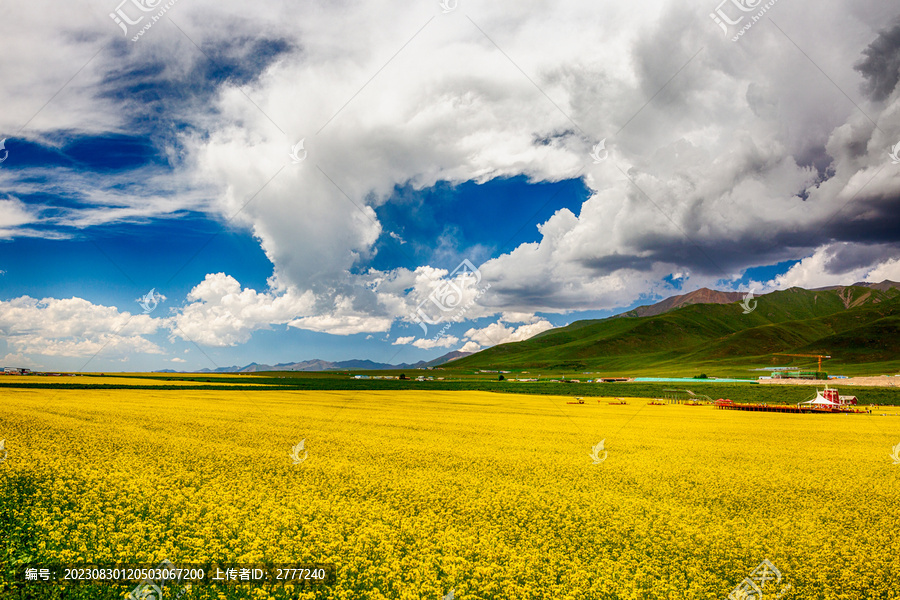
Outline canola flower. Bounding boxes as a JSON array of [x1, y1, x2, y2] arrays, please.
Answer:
[[1, 388, 899, 599]]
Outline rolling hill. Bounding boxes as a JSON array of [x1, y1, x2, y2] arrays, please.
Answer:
[[453, 282, 900, 376]]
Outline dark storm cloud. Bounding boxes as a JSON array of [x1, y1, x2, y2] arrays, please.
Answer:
[[820, 242, 900, 275], [822, 191, 900, 246], [533, 130, 577, 147], [627, 191, 900, 280], [579, 253, 656, 274], [794, 145, 832, 180], [855, 20, 900, 102]]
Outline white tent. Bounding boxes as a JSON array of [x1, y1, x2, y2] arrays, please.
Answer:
[[799, 390, 841, 407]]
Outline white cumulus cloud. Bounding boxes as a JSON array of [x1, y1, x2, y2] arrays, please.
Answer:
[[463, 318, 555, 348], [0, 296, 164, 357], [458, 341, 482, 353], [411, 336, 459, 350], [1, 0, 899, 349], [171, 273, 316, 346], [768, 243, 900, 289]]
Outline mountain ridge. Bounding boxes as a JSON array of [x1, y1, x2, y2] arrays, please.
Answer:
[[155, 350, 472, 373], [613, 280, 900, 319], [451, 281, 900, 374], [614, 287, 746, 318]]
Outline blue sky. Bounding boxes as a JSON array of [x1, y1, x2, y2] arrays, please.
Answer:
[[0, 167, 644, 370], [1, 0, 898, 371]]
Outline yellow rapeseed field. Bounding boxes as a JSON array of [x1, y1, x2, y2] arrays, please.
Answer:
[[1, 388, 898, 599], [0, 375, 255, 386]]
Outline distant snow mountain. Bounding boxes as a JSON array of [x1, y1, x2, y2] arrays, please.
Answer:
[[157, 350, 472, 373]]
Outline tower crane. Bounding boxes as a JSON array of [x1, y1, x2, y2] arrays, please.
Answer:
[[774, 353, 831, 371]]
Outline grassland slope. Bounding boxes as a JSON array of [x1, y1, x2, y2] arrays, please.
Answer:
[[453, 285, 900, 373]]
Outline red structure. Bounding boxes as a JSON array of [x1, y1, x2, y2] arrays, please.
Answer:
[[820, 387, 857, 406], [714, 398, 866, 414]]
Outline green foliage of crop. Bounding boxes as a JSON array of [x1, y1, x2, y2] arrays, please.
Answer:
[[3, 377, 899, 405]]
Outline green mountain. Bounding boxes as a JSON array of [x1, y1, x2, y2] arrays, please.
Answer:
[[452, 282, 900, 376]]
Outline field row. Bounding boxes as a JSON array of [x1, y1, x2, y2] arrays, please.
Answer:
[[2, 389, 899, 599]]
